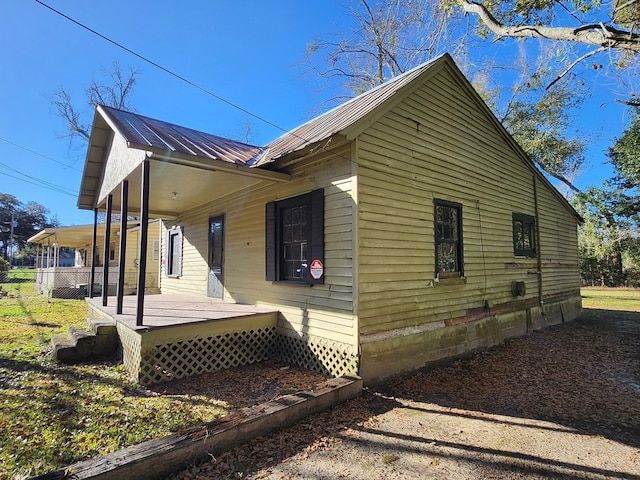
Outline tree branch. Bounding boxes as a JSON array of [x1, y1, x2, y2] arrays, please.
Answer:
[[546, 47, 606, 90], [461, 1, 640, 52]]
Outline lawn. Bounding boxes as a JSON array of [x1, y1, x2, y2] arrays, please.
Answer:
[[581, 286, 640, 311], [0, 279, 227, 480]]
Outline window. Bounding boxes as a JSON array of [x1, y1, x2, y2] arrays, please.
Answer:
[[166, 226, 183, 277], [513, 213, 536, 257], [434, 199, 463, 278], [265, 189, 324, 284]]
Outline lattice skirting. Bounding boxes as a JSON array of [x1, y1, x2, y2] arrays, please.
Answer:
[[276, 333, 359, 378], [137, 327, 278, 385], [118, 325, 358, 385], [117, 324, 142, 382]]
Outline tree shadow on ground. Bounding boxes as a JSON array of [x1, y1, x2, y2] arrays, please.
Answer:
[[386, 308, 640, 449], [175, 308, 640, 479]]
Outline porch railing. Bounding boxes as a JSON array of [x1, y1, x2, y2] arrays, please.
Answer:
[[34, 267, 158, 300]]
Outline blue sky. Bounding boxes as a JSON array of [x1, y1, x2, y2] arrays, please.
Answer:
[[0, 1, 630, 226]]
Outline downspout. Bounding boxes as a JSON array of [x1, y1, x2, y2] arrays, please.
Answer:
[[533, 174, 544, 313]]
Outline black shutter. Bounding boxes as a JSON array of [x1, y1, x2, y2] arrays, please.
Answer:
[[265, 201, 276, 281], [306, 188, 325, 285], [175, 228, 183, 277], [165, 229, 172, 277]]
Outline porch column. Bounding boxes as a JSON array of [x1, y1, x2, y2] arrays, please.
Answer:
[[116, 181, 129, 314], [102, 194, 113, 307], [89, 207, 98, 298], [136, 160, 150, 326]]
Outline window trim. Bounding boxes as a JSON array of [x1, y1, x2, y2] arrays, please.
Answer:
[[265, 189, 324, 285], [512, 213, 536, 257], [434, 199, 463, 278], [166, 226, 183, 278]]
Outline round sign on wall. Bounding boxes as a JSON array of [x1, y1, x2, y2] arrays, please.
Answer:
[[309, 259, 324, 279]]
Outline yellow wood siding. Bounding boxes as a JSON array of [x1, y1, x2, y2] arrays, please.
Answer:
[[537, 179, 581, 298], [159, 146, 357, 349], [356, 63, 580, 339]]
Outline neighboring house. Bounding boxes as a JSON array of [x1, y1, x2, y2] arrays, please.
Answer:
[[29, 221, 161, 297], [77, 54, 582, 384]]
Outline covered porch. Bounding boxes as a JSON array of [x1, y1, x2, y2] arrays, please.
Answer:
[[87, 294, 280, 385]]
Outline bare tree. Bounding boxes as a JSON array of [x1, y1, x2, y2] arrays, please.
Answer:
[[305, 0, 467, 101], [51, 62, 140, 142]]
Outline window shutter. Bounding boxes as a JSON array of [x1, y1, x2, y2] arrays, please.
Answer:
[[175, 227, 183, 277], [265, 201, 276, 281], [165, 229, 172, 277], [307, 188, 325, 285]]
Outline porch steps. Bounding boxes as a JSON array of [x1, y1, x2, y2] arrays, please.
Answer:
[[52, 319, 118, 362]]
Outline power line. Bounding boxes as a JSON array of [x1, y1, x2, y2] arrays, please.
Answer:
[[0, 157, 77, 196], [35, 0, 291, 136], [0, 136, 83, 172], [34, 0, 449, 200], [0, 170, 76, 197]]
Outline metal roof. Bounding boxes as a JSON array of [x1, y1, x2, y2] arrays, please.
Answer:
[[260, 55, 443, 165], [99, 106, 267, 166], [28, 221, 141, 247]]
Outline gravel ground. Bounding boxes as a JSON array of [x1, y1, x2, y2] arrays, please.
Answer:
[[168, 308, 640, 480]]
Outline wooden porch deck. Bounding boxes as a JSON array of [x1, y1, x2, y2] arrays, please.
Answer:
[[86, 294, 279, 331], [86, 294, 281, 385]]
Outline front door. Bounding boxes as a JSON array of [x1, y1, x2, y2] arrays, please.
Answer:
[[207, 215, 224, 298]]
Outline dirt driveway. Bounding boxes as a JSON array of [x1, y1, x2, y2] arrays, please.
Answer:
[[169, 308, 640, 480]]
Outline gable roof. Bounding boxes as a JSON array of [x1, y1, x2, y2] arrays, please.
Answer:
[[261, 55, 444, 164], [78, 54, 580, 222], [98, 105, 267, 166]]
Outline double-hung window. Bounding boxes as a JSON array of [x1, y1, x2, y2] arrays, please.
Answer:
[[512, 213, 536, 257], [434, 199, 463, 278], [265, 189, 324, 284]]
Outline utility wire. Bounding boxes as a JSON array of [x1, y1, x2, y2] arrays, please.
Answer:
[[34, 0, 449, 200], [0, 158, 76, 196], [0, 136, 83, 172], [0, 170, 76, 197], [35, 0, 291, 136]]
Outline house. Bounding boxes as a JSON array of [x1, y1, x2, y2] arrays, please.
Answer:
[[29, 221, 160, 298], [76, 53, 582, 385]]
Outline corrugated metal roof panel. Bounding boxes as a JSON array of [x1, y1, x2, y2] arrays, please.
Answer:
[[99, 106, 266, 166], [261, 56, 442, 164]]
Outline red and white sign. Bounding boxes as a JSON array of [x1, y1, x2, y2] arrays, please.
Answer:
[[309, 259, 324, 280]]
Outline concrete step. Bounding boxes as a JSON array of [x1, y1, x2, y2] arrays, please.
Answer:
[[52, 319, 118, 363]]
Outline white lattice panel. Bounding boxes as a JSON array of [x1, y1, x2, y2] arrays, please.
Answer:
[[276, 334, 358, 377], [117, 324, 142, 382], [138, 327, 277, 385]]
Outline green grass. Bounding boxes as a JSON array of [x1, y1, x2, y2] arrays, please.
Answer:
[[581, 286, 640, 312], [0, 281, 227, 480]]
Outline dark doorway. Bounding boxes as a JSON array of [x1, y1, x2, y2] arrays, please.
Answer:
[[207, 215, 224, 298]]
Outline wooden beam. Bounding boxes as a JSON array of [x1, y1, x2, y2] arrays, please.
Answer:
[[102, 195, 113, 307], [116, 181, 129, 314], [136, 161, 150, 326], [148, 152, 291, 183]]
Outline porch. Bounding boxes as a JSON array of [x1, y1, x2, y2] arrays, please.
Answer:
[[87, 294, 280, 385]]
